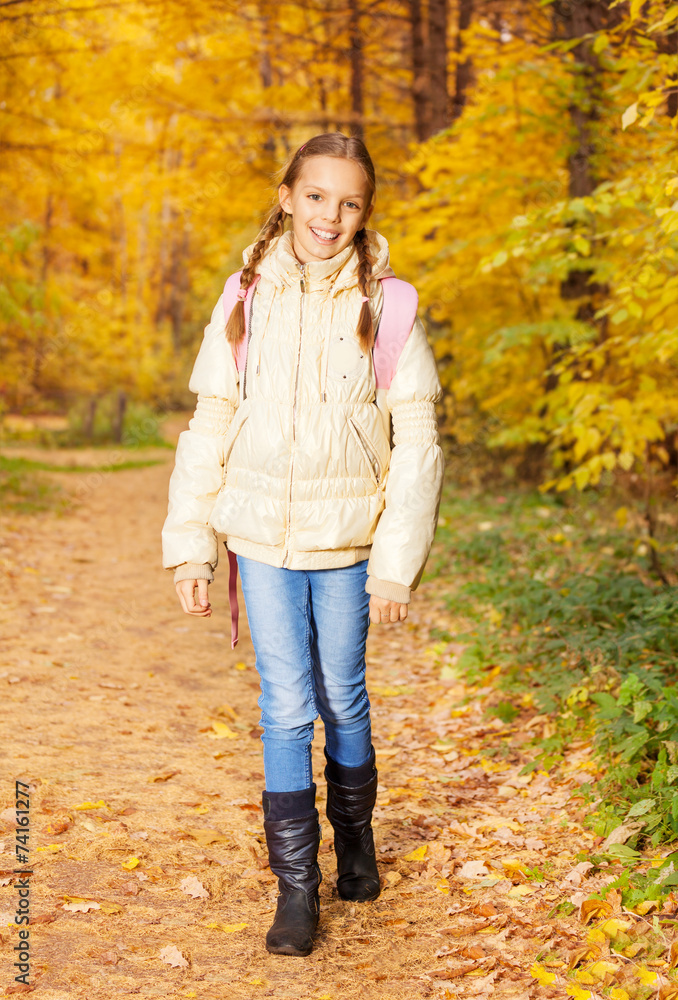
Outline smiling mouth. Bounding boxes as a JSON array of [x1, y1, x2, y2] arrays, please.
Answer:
[[310, 226, 341, 243]]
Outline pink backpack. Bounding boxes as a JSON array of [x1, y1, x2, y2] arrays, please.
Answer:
[[221, 269, 419, 648]]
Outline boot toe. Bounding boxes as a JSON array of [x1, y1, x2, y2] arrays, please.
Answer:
[[337, 874, 381, 901], [265, 890, 319, 956]]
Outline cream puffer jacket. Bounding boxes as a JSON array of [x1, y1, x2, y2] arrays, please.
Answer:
[[162, 228, 445, 605]]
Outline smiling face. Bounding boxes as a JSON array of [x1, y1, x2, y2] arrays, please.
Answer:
[[278, 155, 373, 264]]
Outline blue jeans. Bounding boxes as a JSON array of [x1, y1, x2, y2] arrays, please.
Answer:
[[236, 554, 373, 792]]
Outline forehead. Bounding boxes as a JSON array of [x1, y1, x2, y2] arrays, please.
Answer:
[[296, 156, 370, 197]]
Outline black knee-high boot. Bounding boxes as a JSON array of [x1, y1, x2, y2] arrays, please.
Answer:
[[323, 745, 381, 902], [262, 784, 322, 956]]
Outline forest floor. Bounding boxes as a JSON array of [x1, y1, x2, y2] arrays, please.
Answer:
[[0, 416, 673, 1000]]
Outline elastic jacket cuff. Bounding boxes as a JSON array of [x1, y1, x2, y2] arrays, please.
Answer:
[[173, 563, 215, 585], [365, 575, 411, 604]]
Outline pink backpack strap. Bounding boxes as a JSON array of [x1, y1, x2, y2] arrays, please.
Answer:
[[222, 270, 261, 373], [373, 276, 419, 390], [227, 548, 239, 649], [221, 267, 259, 649]]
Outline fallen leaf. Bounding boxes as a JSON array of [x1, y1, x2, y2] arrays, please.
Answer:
[[567, 985, 594, 999], [530, 962, 556, 985], [150, 771, 180, 783], [98, 901, 124, 915], [600, 918, 631, 939], [121, 857, 140, 870], [457, 860, 489, 879], [206, 721, 239, 740], [183, 828, 230, 847], [580, 898, 613, 924], [63, 899, 101, 912], [403, 845, 428, 861], [507, 884, 536, 898], [73, 800, 108, 811], [180, 875, 209, 899], [159, 944, 188, 968], [601, 822, 643, 848], [637, 965, 658, 985]]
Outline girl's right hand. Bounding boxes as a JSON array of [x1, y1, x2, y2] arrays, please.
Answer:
[[176, 579, 212, 617]]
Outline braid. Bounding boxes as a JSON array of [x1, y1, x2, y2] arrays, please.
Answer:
[[353, 227, 376, 354], [225, 204, 286, 348]]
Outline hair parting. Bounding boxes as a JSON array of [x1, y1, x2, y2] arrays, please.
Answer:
[[224, 131, 377, 352]]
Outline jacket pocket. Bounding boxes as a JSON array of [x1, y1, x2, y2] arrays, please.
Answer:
[[348, 416, 382, 487], [219, 408, 250, 489]]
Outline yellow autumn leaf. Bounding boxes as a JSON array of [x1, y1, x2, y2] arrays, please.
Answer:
[[530, 963, 556, 985], [622, 102, 638, 130], [586, 927, 607, 944], [609, 990, 630, 1000], [637, 965, 658, 985], [436, 878, 450, 894], [73, 800, 108, 811], [507, 885, 536, 898], [403, 845, 427, 861], [567, 985, 593, 1000], [207, 721, 239, 739], [121, 857, 140, 870], [635, 899, 657, 915], [600, 918, 631, 938], [587, 960, 619, 980], [580, 898, 613, 924], [36, 844, 63, 853], [98, 901, 124, 914]]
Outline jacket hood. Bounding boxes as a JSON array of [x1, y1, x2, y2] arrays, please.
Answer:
[[242, 228, 396, 293]]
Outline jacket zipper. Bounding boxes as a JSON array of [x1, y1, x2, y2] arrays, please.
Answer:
[[349, 416, 383, 503], [282, 262, 305, 568], [243, 284, 256, 401]]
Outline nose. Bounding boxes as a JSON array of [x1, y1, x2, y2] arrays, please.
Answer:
[[322, 202, 342, 224]]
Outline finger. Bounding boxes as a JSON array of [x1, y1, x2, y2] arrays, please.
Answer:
[[197, 578, 211, 608], [370, 599, 387, 626], [176, 583, 190, 614], [399, 603, 408, 621], [177, 581, 209, 616]]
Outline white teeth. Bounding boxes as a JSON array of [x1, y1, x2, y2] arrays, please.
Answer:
[[311, 227, 339, 240]]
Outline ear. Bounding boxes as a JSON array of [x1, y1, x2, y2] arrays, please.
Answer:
[[363, 203, 374, 225], [279, 184, 293, 215]]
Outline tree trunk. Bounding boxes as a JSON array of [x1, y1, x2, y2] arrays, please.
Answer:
[[83, 397, 98, 440], [112, 390, 127, 443], [348, 0, 365, 138], [258, 0, 276, 156], [410, 0, 430, 141], [548, 0, 609, 402], [451, 0, 474, 121], [428, 0, 450, 134]]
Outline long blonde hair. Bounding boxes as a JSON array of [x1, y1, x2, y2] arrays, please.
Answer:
[[225, 132, 377, 354]]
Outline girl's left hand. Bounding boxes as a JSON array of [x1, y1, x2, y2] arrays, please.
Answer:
[[369, 595, 408, 625]]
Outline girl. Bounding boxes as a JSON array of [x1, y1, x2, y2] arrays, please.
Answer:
[[162, 132, 444, 957]]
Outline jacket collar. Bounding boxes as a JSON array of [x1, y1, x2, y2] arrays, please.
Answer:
[[243, 228, 396, 293]]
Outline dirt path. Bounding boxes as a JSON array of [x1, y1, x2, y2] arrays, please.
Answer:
[[0, 419, 600, 1000]]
